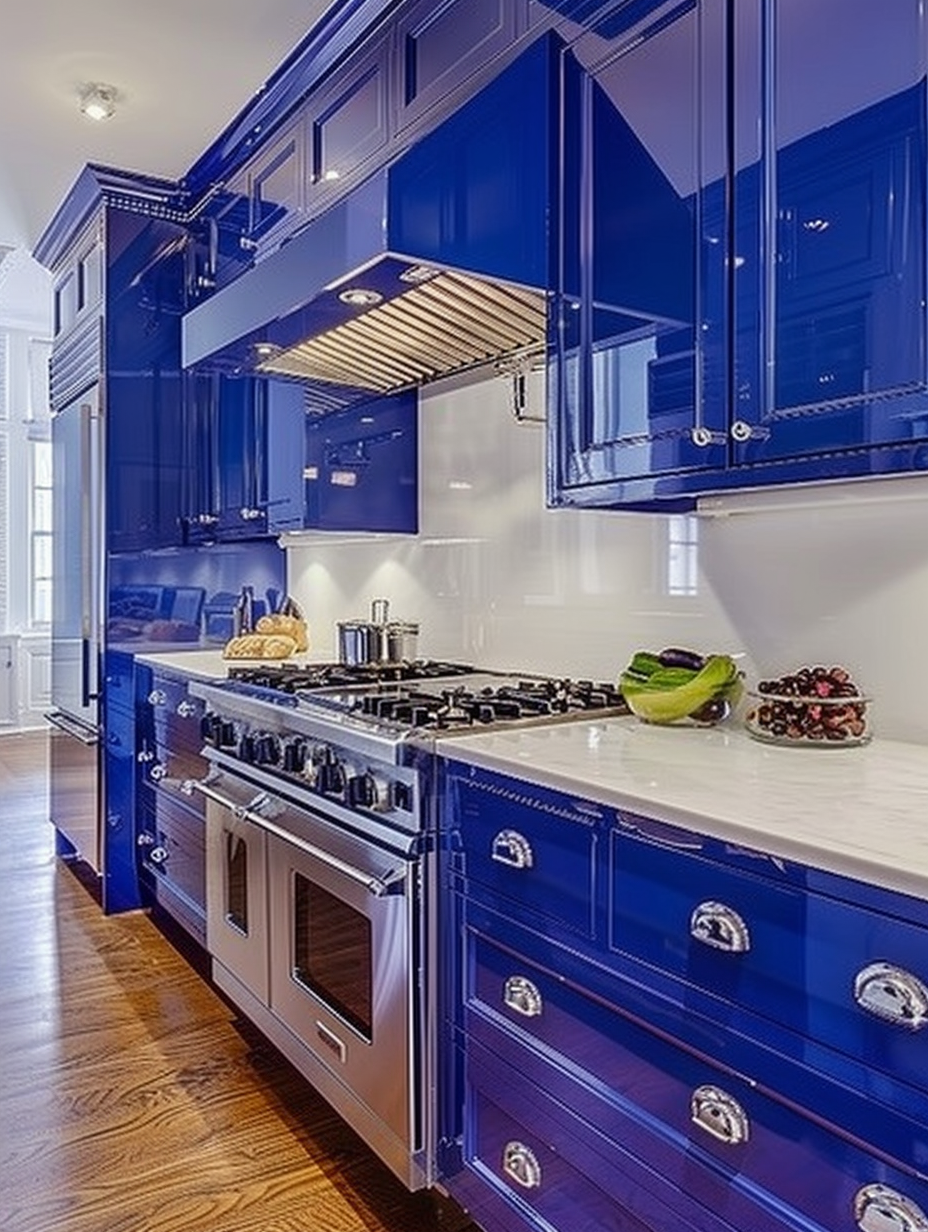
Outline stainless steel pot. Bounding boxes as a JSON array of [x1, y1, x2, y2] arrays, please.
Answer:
[[336, 619, 382, 666], [382, 620, 419, 664], [336, 600, 419, 666]]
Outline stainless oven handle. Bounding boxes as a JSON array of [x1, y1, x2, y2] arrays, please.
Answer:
[[191, 778, 405, 897], [254, 811, 406, 898]]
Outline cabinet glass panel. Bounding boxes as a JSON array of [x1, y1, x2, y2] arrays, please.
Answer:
[[556, 0, 728, 490], [735, 0, 928, 462]]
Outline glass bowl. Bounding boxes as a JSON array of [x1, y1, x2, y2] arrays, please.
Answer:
[[744, 687, 871, 747]]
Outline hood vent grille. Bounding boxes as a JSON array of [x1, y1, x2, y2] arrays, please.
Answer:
[[257, 269, 547, 393]]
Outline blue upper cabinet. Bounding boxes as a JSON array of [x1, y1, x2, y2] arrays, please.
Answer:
[[183, 373, 305, 543], [551, 0, 727, 505], [395, 0, 526, 132], [104, 208, 188, 553], [301, 391, 418, 535], [550, 0, 928, 511]]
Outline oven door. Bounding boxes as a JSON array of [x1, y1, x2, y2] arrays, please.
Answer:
[[205, 793, 269, 1002], [267, 819, 414, 1150], [197, 764, 417, 1154]]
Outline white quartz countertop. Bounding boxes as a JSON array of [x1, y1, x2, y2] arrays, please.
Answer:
[[133, 648, 320, 680], [439, 719, 928, 902]]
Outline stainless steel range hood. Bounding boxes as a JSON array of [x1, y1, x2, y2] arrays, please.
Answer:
[[182, 35, 556, 408]]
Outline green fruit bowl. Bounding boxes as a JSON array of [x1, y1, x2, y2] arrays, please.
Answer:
[[620, 653, 744, 727]]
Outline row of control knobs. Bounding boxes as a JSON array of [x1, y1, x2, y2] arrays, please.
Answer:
[[199, 711, 396, 811]]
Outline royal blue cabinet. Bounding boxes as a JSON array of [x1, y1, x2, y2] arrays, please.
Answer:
[[302, 391, 418, 533], [550, 0, 928, 510], [440, 759, 928, 1232], [183, 373, 305, 542]]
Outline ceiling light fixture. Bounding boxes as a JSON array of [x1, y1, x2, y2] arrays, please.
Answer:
[[338, 287, 383, 308], [80, 83, 117, 122]]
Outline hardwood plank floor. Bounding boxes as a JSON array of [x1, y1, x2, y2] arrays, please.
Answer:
[[0, 732, 477, 1232]]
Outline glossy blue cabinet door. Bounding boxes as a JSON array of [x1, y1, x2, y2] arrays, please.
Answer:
[[552, 0, 729, 497], [105, 211, 187, 552], [733, 0, 928, 465], [303, 391, 418, 533]]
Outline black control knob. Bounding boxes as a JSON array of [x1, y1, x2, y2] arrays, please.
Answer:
[[255, 732, 281, 766], [219, 719, 238, 749], [316, 756, 346, 796], [238, 732, 258, 763], [200, 711, 222, 744], [282, 737, 308, 774]]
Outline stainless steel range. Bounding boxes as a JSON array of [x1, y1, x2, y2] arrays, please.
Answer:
[[187, 661, 627, 1190]]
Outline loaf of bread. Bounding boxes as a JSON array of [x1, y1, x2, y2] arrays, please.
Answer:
[[255, 613, 309, 652], [222, 633, 297, 660]]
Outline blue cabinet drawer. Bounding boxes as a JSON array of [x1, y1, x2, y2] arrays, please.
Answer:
[[138, 793, 206, 934], [609, 820, 928, 1102], [467, 987, 928, 1232], [451, 775, 599, 937], [461, 1037, 740, 1232]]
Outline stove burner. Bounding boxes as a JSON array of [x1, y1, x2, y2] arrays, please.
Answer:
[[227, 660, 474, 694], [348, 677, 627, 730]]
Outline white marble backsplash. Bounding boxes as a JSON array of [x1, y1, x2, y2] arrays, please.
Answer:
[[286, 369, 928, 745]]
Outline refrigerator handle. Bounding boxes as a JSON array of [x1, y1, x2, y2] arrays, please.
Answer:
[[81, 637, 92, 709], [80, 400, 101, 705]]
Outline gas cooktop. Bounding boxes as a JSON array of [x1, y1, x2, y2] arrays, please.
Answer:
[[224, 662, 628, 733], [227, 660, 475, 694]]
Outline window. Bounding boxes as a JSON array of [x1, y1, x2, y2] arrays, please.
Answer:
[[666, 513, 699, 596], [30, 439, 52, 625]]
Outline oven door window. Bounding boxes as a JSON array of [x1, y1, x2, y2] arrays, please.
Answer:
[[225, 832, 248, 933], [292, 873, 373, 1040]]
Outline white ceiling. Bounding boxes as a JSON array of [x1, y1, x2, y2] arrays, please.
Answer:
[[0, 0, 339, 253]]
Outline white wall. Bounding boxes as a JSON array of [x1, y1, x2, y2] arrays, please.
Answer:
[[286, 368, 928, 746]]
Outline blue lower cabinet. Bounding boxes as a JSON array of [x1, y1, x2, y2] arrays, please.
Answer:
[[610, 821, 928, 1107], [455, 1037, 735, 1232], [101, 699, 142, 914], [465, 973, 928, 1232], [449, 772, 599, 938], [137, 794, 206, 946]]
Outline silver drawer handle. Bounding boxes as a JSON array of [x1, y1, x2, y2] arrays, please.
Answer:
[[690, 901, 751, 953], [149, 762, 168, 782], [502, 1141, 542, 1189], [147, 688, 167, 706], [491, 829, 534, 869], [855, 1184, 928, 1232], [854, 963, 928, 1030], [176, 700, 197, 718], [503, 975, 543, 1018], [690, 1085, 750, 1145]]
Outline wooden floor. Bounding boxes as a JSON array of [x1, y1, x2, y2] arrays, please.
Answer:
[[0, 732, 477, 1232]]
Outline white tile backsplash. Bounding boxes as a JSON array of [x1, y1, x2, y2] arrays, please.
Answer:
[[287, 370, 928, 744]]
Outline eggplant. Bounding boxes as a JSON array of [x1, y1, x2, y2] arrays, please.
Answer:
[[658, 646, 705, 672]]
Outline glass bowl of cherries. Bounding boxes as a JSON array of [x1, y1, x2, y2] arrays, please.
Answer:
[[744, 665, 871, 747]]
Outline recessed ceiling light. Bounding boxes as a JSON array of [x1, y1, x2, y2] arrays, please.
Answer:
[[80, 83, 117, 122], [338, 287, 383, 307]]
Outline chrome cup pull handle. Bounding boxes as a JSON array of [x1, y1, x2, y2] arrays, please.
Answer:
[[503, 975, 543, 1018], [491, 829, 534, 870], [502, 1141, 542, 1189], [854, 963, 928, 1030], [854, 1184, 928, 1232], [690, 901, 751, 953], [690, 1085, 750, 1145]]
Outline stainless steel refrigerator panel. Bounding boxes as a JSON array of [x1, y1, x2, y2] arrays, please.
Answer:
[[51, 388, 103, 727], [46, 709, 101, 872]]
